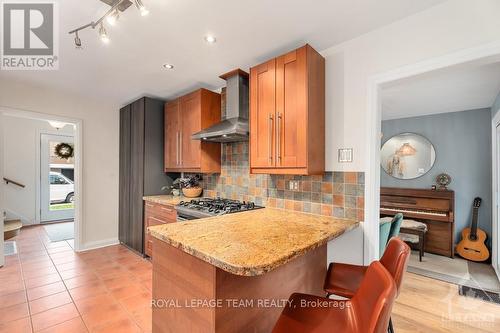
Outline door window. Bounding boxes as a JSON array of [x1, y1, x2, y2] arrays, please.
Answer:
[[51, 175, 69, 185], [41, 134, 75, 222]]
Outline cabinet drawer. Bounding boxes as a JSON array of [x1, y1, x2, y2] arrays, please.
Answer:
[[144, 202, 177, 221], [147, 215, 171, 227]]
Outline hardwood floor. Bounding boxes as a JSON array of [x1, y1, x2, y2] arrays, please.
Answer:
[[1, 225, 498, 332], [393, 272, 500, 332]]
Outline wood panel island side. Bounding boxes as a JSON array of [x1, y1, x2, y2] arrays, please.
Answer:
[[148, 208, 359, 333]]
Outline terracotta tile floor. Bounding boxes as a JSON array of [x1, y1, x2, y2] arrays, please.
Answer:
[[0, 225, 152, 333]]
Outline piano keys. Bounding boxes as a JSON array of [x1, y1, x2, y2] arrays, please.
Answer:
[[380, 187, 455, 258], [380, 207, 447, 217]]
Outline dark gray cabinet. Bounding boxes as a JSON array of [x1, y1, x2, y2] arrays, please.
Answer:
[[119, 97, 178, 255]]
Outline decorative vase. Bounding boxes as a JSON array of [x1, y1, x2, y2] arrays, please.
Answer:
[[172, 189, 181, 196], [182, 187, 203, 198]]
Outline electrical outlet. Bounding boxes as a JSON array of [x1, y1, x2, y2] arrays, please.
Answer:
[[289, 180, 300, 191]]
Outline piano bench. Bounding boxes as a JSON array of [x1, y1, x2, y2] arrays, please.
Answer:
[[400, 220, 427, 262]]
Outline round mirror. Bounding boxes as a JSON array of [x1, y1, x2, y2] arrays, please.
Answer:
[[381, 133, 436, 180]]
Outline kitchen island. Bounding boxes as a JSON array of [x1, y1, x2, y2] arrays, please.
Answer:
[[149, 208, 359, 333]]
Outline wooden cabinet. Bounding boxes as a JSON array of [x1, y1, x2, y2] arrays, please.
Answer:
[[250, 45, 325, 175], [250, 59, 276, 168], [144, 201, 177, 258], [179, 93, 201, 169], [164, 89, 221, 173], [119, 97, 178, 255], [164, 100, 180, 170]]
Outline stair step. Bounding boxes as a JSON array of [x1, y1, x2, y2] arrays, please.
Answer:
[[4, 219, 22, 240]]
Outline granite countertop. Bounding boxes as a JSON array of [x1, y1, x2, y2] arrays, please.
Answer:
[[148, 208, 359, 276], [143, 195, 186, 206]]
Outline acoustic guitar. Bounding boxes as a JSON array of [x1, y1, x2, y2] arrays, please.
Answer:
[[456, 197, 490, 262]]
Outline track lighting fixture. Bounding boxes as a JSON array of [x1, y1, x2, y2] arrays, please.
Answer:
[[134, 0, 149, 16], [99, 23, 110, 43], [68, 0, 150, 49]]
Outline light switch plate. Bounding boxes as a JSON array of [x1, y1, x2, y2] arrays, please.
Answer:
[[338, 148, 353, 163]]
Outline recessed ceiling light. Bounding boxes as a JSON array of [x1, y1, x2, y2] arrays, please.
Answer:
[[162, 63, 174, 70], [204, 35, 216, 44]]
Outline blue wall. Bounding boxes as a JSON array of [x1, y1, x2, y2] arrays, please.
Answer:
[[381, 109, 492, 247]]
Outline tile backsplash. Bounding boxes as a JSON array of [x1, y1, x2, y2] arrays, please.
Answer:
[[199, 142, 365, 221]]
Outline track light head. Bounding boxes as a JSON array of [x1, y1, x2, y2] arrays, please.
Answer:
[[99, 23, 109, 43], [74, 31, 82, 49], [134, 0, 149, 16], [106, 9, 119, 26]]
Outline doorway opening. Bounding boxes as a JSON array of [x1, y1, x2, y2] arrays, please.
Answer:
[[366, 42, 500, 299], [0, 108, 83, 261]]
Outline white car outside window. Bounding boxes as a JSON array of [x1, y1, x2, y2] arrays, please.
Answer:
[[49, 172, 74, 203]]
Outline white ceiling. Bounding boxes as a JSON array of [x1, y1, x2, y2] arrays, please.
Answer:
[[381, 60, 500, 120], [0, 0, 446, 107]]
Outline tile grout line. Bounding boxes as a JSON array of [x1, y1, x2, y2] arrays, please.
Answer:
[[21, 228, 43, 333], [38, 226, 89, 333]]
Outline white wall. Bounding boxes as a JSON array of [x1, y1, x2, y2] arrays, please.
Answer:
[[328, 223, 364, 264], [322, 0, 500, 172], [0, 79, 119, 250], [2, 116, 74, 224]]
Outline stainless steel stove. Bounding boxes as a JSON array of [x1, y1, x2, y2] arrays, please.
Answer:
[[176, 198, 263, 220]]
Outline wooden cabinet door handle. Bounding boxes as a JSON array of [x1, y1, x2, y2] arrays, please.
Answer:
[[179, 131, 183, 164], [268, 114, 274, 163], [175, 131, 180, 165], [277, 112, 282, 163]]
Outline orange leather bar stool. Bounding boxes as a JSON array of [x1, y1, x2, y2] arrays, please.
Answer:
[[272, 261, 397, 333], [323, 237, 410, 332]]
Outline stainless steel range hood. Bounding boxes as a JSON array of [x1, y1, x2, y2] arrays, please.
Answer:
[[192, 69, 249, 142]]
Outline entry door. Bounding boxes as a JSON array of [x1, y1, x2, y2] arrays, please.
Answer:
[[40, 134, 75, 222]]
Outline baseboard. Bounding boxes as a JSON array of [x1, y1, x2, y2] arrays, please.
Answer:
[[78, 238, 119, 252], [494, 264, 500, 282]]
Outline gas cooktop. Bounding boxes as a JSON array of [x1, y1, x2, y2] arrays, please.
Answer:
[[176, 198, 263, 220]]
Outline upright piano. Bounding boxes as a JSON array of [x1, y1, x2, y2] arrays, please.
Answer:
[[380, 187, 455, 258]]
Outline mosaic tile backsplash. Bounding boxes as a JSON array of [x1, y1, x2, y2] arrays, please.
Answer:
[[197, 142, 365, 221]]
